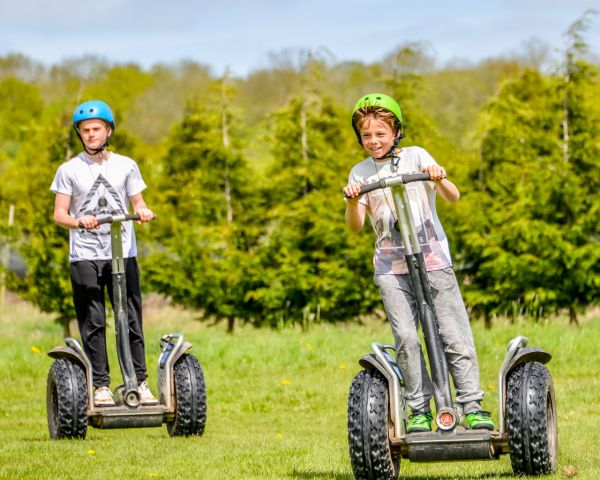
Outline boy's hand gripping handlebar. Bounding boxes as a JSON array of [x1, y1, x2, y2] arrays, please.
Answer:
[[78, 213, 155, 228], [96, 213, 144, 225], [343, 172, 431, 198]]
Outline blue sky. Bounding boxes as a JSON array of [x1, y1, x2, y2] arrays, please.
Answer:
[[1, 0, 598, 76]]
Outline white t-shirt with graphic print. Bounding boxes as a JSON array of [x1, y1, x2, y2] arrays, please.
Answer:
[[348, 146, 452, 275], [50, 152, 147, 262]]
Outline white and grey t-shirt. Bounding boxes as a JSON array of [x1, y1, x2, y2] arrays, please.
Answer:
[[50, 152, 147, 262], [347, 146, 452, 275]]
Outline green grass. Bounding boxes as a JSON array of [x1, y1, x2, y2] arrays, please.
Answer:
[[0, 299, 598, 479]]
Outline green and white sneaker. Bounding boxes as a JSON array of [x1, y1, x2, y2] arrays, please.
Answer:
[[466, 410, 495, 431], [407, 411, 433, 433]]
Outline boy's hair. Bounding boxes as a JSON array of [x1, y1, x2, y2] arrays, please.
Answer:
[[352, 107, 399, 135]]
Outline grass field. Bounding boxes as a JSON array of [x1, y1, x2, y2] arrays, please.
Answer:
[[0, 297, 598, 479]]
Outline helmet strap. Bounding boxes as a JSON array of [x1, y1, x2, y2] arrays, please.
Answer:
[[73, 126, 110, 156], [376, 130, 405, 162]]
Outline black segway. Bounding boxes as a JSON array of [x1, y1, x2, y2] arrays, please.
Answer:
[[46, 213, 207, 439], [346, 173, 557, 478]]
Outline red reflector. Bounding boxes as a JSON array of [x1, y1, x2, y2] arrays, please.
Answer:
[[440, 413, 454, 426]]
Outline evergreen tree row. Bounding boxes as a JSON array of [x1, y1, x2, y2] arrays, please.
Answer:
[[0, 13, 598, 331]]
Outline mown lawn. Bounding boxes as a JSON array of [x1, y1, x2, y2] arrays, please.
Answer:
[[0, 298, 598, 479]]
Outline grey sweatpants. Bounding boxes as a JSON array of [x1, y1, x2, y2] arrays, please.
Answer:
[[374, 268, 484, 414]]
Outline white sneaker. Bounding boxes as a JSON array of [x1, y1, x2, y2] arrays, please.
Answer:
[[138, 381, 158, 405], [94, 386, 115, 407]]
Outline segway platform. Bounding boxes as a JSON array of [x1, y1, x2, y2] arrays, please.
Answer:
[[89, 404, 167, 429], [393, 429, 508, 462]]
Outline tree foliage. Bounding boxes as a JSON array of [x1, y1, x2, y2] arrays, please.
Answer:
[[1, 113, 76, 331], [459, 59, 600, 325], [1, 14, 599, 329], [251, 92, 378, 327], [141, 79, 258, 331]]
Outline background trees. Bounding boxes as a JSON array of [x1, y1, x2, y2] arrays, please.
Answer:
[[141, 78, 259, 332], [0, 15, 598, 329], [457, 13, 600, 327]]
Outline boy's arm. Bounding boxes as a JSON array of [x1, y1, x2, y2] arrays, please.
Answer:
[[54, 193, 98, 229], [54, 193, 77, 228], [345, 200, 367, 232], [53, 193, 77, 229], [130, 193, 154, 222], [421, 165, 460, 203], [343, 182, 367, 232], [434, 179, 460, 203]]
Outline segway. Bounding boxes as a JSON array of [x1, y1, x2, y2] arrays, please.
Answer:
[[46, 213, 207, 439], [346, 173, 557, 478]]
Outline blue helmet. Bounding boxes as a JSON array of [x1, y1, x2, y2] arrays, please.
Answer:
[[72, 100, 115, 130]]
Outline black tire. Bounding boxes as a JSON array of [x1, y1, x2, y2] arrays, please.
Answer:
[[167, 353, 207, 436], [507, 361, 558, 475], [348, 369, 399, 480], [46, 358, 88, 440]]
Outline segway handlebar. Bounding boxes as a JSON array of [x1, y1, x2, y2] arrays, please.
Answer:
[[78, 213, 155, 229], [96, 213, 142, 225], [344, 172, 431, 198]]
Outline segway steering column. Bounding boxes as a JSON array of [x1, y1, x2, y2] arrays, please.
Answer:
[[98, 213, 143, 407], [347, 173, 455, 428]]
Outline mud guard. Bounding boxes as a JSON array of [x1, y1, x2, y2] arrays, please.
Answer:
[[158, 337, 193, 411], [359, 352, 406, 438], [48, 339, 95, 412], [499, 343, 552, 434]]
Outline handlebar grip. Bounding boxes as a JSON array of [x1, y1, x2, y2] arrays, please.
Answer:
[[343, 173, 432, 198], [343, 179, 387, 199], [359, 179, 387, 195], [96, 213, 141, 225], [402, 172, 431, 183]]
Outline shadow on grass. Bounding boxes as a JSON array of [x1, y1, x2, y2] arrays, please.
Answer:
[[289, 470, 514, 480], [289, 472, 353, 480]]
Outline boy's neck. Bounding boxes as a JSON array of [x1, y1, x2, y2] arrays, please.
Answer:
[[373, 156, 390, 163], [84, 150, 110, 164], [373, 147, 401, 163]]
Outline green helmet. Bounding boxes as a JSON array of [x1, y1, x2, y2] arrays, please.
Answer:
[[351, 93, 403, 144]]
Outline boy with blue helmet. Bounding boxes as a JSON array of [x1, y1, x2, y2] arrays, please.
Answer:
[[72, 100, 115, 155], [343, 93, 494, 432], [51, 99, 157, 407]]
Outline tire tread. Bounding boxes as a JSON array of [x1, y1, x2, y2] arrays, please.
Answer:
[[47, 358, 88, 439], [347, 369, 398, 480], [507, 361, 557, 475], [167, 353, 207, 436]]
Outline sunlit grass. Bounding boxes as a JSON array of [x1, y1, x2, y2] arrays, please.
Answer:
[[0, 299, 597, 479]]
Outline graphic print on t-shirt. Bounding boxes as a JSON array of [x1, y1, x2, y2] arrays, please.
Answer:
[[348, 147, 453, 274], [77, 174, 126, 236]]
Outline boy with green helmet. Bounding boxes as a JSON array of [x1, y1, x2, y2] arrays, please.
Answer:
[[344, 93, 494, 433], [351, 93, 404, 146], [50, 99, 158, 407]]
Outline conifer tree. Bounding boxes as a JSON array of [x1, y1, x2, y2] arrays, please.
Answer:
[[1, 111, 77, 334], [459, 18, 600, 325], [251, 85, 378, 327], [143, 78, 257, 331]]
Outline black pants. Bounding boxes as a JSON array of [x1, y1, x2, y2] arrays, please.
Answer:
[[70, 258, 147, 387]]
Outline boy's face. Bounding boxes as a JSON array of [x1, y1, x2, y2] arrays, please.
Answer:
[[77, 119, 111, 151], [358, 117, 396, 160]]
